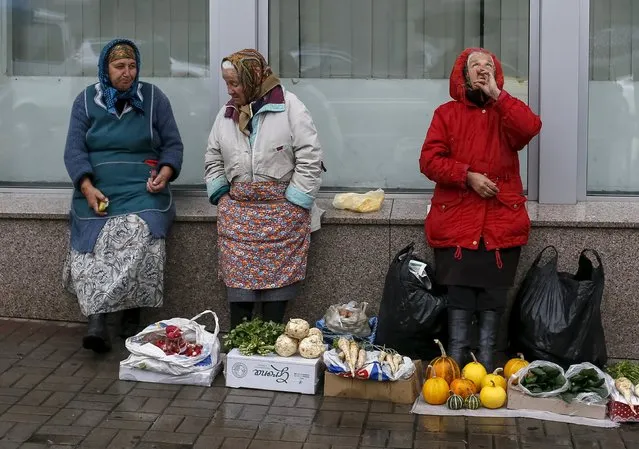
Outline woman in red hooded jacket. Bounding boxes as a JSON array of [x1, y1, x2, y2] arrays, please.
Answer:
[[419, 48, 541, 371]]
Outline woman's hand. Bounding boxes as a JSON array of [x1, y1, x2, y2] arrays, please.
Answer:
[[474, 70, 501, 100], [467, 171, 499, 198], [80, 177, 109, 216], [147, 166, 174, 193]]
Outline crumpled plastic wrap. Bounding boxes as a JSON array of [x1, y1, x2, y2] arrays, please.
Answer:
[[332, 189, 384, 213]]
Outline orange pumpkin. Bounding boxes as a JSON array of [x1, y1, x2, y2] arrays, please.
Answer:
[[426, 339, 461, 385], [422, 365, 451, 405], [450, 377, 476, 399], [504, 353, 529, 379]]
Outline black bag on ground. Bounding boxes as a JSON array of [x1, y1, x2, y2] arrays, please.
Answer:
[[375, 243, 448, 361], [508, 246, 607, 368]]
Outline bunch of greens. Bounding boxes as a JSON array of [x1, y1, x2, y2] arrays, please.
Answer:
[[560, 368, 608, 403], [223, 318, 285, 356], [521, 365, 567, 394], [606, 361, 639, 384]]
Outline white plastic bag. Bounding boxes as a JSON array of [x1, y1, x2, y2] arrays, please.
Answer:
[[121, 310, 220, 376], [509, 360, 570, 398], [564, 362, 613, 404], [324, 301, 371, 337], [322, 348, 414, 381]]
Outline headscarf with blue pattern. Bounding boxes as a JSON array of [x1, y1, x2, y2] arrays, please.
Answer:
[[98, 38, 143, 115]]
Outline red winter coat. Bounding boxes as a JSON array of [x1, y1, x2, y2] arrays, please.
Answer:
[[420, 48, 541, 254]]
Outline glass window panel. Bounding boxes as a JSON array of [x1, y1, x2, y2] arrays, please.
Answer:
[[269, 0, 530, 190], [588, 0, 639, 195], [0, 0, 212, 185]]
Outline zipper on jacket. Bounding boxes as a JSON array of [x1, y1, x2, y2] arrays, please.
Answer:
[[495, 248, 503, 269], [249, 113, 261, 182]]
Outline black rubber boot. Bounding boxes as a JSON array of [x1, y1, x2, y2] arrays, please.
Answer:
[[83, 314, 111, 353], [477, 310, 502, 372], [119, 308, 141, 339], [447, 309, 474, 367]]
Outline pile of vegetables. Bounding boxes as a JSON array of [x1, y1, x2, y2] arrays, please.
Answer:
[[421, 339, 511, 410], [223, 318, 285, 356], [332, 339, 404, 377], [560, 367, 607, 403], [607, 361, 639, 413], [606, 361, 639, 385], [274, 318, 326, 359], [152, 325, 203, 357], [520, 365, 566, 394]]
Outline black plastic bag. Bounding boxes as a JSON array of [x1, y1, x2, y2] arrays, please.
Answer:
[[508, 246, 607, 368], [375, 243, 448, 361]]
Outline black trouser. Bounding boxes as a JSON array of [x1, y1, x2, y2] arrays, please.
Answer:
[[229, 301, 288, 328], [446, 286, 504, 371]]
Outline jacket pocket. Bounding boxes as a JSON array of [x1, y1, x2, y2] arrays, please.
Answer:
[[430, 189, 463, 213], [426, 190, 464, 245], [255, 143, 295, 179], [493, 193, 530, 240], [495, 192, 527, 211]]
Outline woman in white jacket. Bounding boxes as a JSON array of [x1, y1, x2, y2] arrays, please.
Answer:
[[204, 49, 323, 327]]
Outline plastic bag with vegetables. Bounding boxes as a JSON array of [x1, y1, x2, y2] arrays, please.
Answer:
[[509, 360, 570, 398], [323, 301, 371, 338], [560, 362, 613, 404], [323, 346, 414, 381]]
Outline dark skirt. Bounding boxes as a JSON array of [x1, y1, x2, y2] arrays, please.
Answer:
[[227, 283, 299, 303], [434, 239, 521, 312]]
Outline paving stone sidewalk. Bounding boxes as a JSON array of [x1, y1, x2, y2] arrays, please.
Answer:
[[0, 318, 637, 449]]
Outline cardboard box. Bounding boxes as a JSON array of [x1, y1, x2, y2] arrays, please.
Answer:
[[323, 360, 423, 404], [507, 384, 607, 420], [119, 360, 222, 387], [224, 349, 323, 395]]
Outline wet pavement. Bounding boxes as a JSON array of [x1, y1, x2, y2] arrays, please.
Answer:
[[0, 317, 636, 449]]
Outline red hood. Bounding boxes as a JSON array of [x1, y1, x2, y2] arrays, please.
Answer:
[[449, 48, 504, 103]]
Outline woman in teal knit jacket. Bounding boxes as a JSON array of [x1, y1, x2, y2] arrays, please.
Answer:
[[63, 39, 183, 353]]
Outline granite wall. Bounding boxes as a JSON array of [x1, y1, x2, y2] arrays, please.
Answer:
[[0, 194, 637, 360]]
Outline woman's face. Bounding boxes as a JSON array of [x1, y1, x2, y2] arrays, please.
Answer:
[[223, 68, 247, 106], [466, 52, 495, 90], [108, 58, 137, 91]]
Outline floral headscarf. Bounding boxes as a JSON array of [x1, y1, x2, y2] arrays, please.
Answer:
[[98, 38, 143, 115], [222, 49, 281, 135]]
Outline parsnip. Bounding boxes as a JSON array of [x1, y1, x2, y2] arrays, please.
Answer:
[[378, 350, 387, 365], [615, 377, 636, 413], [349, 341, 359, 376], [338, 351, 346, 361], [337, 338, 351, 369], [385, 353, 396, 374], [393, 354, 403, 374], [356, 348, 366, 370]]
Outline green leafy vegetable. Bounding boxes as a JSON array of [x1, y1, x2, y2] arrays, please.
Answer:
[[223, 318, 285, 356], [606, 361, 639, 385]]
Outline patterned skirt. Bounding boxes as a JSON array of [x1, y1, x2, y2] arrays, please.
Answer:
[[63, 214, 165, 316], [217, 182, 311, 291]]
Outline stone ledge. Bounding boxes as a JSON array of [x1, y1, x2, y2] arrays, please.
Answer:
[[1, 190, 639, 228]]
